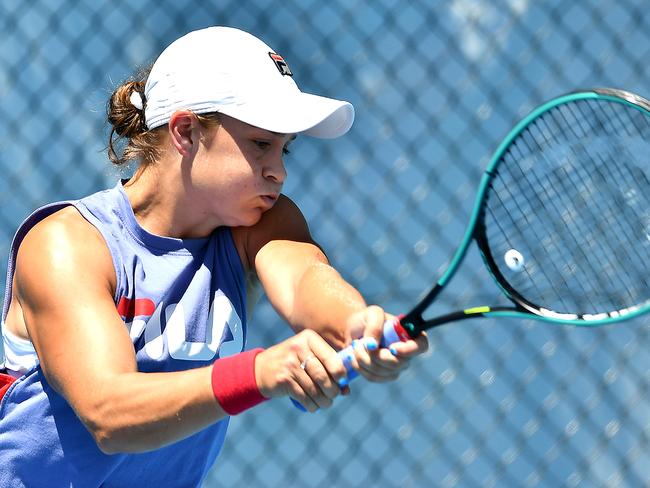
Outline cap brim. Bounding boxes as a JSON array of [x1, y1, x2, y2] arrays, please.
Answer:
[[218, 92, 354, 139]]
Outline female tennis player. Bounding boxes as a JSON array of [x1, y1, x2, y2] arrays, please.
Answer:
[[0, 26, 427, 487]]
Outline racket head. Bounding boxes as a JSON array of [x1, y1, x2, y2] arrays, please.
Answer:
[[475, 88, 650, 325]]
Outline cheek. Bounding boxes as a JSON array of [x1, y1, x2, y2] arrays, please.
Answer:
[[204, 172, 256, 212], [211, 152, 257, 183], [196, 158, 250, 192], [219, 176, 257, 201]]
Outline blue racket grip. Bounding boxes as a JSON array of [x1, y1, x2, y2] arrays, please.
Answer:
[[291, 398, 308, 411], [291, 317, 411, 411], [337, 317, 411, 385]]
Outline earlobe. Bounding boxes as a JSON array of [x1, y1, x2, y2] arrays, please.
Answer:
[[168, 111, 197, 156]]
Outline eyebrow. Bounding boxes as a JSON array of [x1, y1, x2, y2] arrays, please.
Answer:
[[268, 132, 297, 141], [249, 126, 297, 142]]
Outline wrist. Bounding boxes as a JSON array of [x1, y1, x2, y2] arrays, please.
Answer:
[[211, 348, 269, 415]]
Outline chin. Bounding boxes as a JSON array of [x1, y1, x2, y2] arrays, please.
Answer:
[[235, 209, 265, 228]]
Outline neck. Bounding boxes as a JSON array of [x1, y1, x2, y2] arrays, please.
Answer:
[[122, 164, 217, 239]]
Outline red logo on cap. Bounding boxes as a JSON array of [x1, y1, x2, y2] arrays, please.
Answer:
[[269, 52, 293, 77]]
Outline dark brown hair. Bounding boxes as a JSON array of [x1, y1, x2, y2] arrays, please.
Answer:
[[106, 65, 221, 167], [106, 65, 163, 167]]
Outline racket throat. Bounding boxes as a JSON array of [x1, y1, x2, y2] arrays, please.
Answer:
[[420, 308, 490, 329], [401, 284, 445, 335], [418, 305, 519, 329]]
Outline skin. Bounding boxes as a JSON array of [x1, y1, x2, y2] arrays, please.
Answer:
[[4, 110, 428, 454]]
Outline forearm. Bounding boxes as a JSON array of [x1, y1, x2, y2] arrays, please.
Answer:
[[289, 261, 367, 348], [74, 366, 222, 454]]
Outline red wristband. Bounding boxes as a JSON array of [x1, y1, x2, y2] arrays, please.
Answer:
[[211, 348, 268, 415]]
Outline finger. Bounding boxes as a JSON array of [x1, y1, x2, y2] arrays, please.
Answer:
[[363, 305, 388, 343], [359, 338, 403, 370], [352, 339, 402, 382], [300, 354, 341, 402], [388, 332, 429, 358], [292, 389, 320, 413], [306, 333, 348, 388], [283, 358, 320, 412], [293, 364, 334, 412], [298, 334, 350, 407]]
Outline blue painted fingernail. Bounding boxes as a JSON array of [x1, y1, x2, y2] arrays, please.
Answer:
[[352, 339, 359, 348], [390, 346, 398, 356], [338, 377, 349, 388], [364, 338, 378, 351], [291, 398, 308, 412]]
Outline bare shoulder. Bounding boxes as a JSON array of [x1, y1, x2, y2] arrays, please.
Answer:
[[13, 205, 138, 396], [231, 194, 317, 270], [250, 194, 311, 239], [15, 205, 116, 299]]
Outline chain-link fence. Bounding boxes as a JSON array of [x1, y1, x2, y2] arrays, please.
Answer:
[[3, 1, 650, 486]]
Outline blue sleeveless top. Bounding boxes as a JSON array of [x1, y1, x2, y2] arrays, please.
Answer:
[[0, 182, 248, 487]]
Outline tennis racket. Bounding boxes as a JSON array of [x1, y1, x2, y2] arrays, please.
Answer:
[[338, 87, 650, 379], [292, 87, 650, 410]]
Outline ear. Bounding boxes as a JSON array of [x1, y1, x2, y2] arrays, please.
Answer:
[[168, 110, 199, 156]]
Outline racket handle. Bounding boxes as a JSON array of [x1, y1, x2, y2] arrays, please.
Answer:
[[337, 316, 412, 384], [291, 316, 411, 411]]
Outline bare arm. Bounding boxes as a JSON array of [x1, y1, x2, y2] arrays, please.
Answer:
[[258, 240, 367, 347], [16, 205, 351, 453], [14, 208, 223, 453], [236, 195, 429, 385], [236, 196, 366, 346]]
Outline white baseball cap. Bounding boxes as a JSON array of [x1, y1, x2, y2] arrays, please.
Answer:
[[143, 26, 355, 139]]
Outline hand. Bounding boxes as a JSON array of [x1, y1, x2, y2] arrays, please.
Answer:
[[345, 305, 429, 383], [254, 329, 349, 412]]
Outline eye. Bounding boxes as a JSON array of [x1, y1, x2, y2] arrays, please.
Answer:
[[253, 138, 292, 155], [283, 139, 294, 156]]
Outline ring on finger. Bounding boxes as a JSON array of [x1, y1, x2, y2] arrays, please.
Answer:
[[300, 354, 316, 370]]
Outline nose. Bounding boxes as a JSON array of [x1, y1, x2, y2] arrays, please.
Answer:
[[262, 151, 287, 184]]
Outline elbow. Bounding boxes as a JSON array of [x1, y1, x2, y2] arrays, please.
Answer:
[[82, 411, 123, 455], [87, 423, 163, 456], [89, 422, 144, 455], [82, 407, 168, 455], [94, 432, 121, 456], [78, 403, 135, 455], [42, 373, 136, 454]]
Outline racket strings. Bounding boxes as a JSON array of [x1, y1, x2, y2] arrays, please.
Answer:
[[496, 117, 618, 312], [549, 103, 649, 306], [539, 164, 618, 309], [493, 135, 616, 312], [546, 160, 640, 306], [483, 97, 650, 315], [544, 101, 650, 307], [536, 137, 650, 309], [491, 147, 589, 312], [585, 149, 650, 297], [563, 100, 650, 301]]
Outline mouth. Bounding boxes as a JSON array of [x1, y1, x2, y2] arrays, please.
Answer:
[[259, 194, 279, 208]]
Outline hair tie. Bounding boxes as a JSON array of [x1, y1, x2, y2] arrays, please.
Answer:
[[130, 90, 145, 111]]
